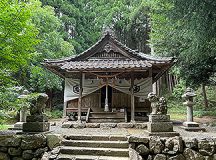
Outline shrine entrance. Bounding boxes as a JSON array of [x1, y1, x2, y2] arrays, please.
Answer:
[[101, 86, 112, 110]]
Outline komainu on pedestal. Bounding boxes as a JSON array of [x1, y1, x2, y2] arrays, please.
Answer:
[[147, 92, 179, 137], [23, 93, 50, 132]]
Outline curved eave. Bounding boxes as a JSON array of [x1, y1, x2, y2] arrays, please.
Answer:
[[152, 58, 177, 83]]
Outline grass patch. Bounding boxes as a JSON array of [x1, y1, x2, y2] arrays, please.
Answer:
[[0, 124, 8, 130], [170, 113, 185, 121]]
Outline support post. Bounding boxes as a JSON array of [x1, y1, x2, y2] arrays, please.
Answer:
[[77, 73, 83, 122], [63, 102, 67, 118], [104, 83, 109, 112], [131, 73, 135, 123], [20, 109, 26, 122], [187, 106, 193, 122]]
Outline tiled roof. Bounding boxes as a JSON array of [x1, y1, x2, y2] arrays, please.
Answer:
[[44, 30, 175, 63], [58, 60, 152, 71]]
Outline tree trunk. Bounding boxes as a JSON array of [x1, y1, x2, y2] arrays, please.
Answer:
[[201, 84, 208, 109]]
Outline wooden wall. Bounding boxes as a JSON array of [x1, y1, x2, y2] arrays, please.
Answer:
[[67, 88, 150, 113]]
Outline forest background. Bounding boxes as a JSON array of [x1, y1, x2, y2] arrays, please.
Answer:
[[0, 0, 215, 125]]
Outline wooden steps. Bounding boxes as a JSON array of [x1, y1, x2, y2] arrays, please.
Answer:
[[88, 112, 125, 123]]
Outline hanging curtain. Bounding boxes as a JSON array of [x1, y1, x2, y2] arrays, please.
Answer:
[[64, 77, 152, 102]]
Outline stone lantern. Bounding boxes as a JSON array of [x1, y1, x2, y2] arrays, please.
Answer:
[[182, 87, 196, 122], [182, 87, 205, 131], [13, 90, 29, 130]]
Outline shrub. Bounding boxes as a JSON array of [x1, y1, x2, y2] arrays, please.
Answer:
[[45, 109, 63, 119]]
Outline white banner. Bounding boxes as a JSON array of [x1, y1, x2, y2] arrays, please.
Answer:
[[64, 77, 152, 102]]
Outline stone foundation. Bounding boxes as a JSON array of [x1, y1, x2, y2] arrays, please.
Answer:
[[129, 136, 216, 160], [62, 122, 147, 129], [0, 133, 62, 160], [1, 133, 215, 160]]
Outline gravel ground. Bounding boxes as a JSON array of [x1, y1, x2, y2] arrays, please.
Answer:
[[1, 121, 215, 139], [49, 122, 216, 139]]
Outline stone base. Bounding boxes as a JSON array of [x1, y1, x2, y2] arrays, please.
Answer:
[[23, 122, 50, 132], [26, 115, 48, 122], [14, 122, 25, 130], [149, 114, 170, 122], [8, 122, 24, 130], [182, 122, 206, 132], [145, 131, 180, 137], [183, 122, 199, 127], [147, 122, 173, 132]]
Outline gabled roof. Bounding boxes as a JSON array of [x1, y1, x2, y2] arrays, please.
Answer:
[[44, 29, 174, 63], [43, 29, 176, 82]]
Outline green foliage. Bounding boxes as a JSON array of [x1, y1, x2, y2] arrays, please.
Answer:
[[42, 0, 150, 53], [45, 109, 63, 119], [171, 80, 186, 100], [0, 124, 8, 130], [195, 86, 216, 109], [150, 0, 216, 86], [26, 1, 75, 92], [0, 0, 39, 85]]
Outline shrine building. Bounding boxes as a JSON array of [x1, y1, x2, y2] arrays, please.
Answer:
[[43, 29, 176, 123]]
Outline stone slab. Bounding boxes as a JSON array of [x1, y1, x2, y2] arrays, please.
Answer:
[[72, 123, 86, 129], [10, 122, 24, 130], [145, 131, 180, 137], [181, 126, 206, 132], [149, 114, 170, 122], [85, 123, 100, 128], [134, 123, 147, 129], [61, 122, 73, 128], [128, 136, 149, 143], [147, 122, 173, 132], [100, 123, 117, 128], [183, 122, 200, 127], [26, 115, 48, 122], [23, 122, 50, 132], [117, 123, 134, 128]]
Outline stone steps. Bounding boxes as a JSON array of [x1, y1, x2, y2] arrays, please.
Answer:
[[60, 146, 129, 157], [59, 135, 129, 160], [90, 112, 124, 118], [57, 154, 130, 160], [64, 135, 128, 141], [88, 117, 125, 123], [62, 140, 129, 148]]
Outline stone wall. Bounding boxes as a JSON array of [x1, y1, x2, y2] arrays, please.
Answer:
[[0, 133, 62, 160], [129, 136, 216, 160], [1, 133, 216, 160]]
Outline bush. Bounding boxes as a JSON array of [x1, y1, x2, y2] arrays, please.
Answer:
[[171, 80, 186, 100], [45, 109, 63, 119]]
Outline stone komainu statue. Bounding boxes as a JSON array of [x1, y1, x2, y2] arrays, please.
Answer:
[[147, 92, 167, 115], [30, 93, 48, 115], [158, 97, 167, 114]]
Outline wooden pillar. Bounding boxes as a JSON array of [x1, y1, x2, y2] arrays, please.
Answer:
[[63, 79, 67, 118], [104, 82, 109, 112], [63, 102, 67, 118], [131, 73, 135, 123], [77, 72, 83, 122]]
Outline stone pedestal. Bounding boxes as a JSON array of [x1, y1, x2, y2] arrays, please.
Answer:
[[147, 114, 179, 137], [182, 122, 205, 132], [10, 108, 27, 130], [23, 122, 50, 132], [23, 114, 50, 132], [13, 122, 24, 130]]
